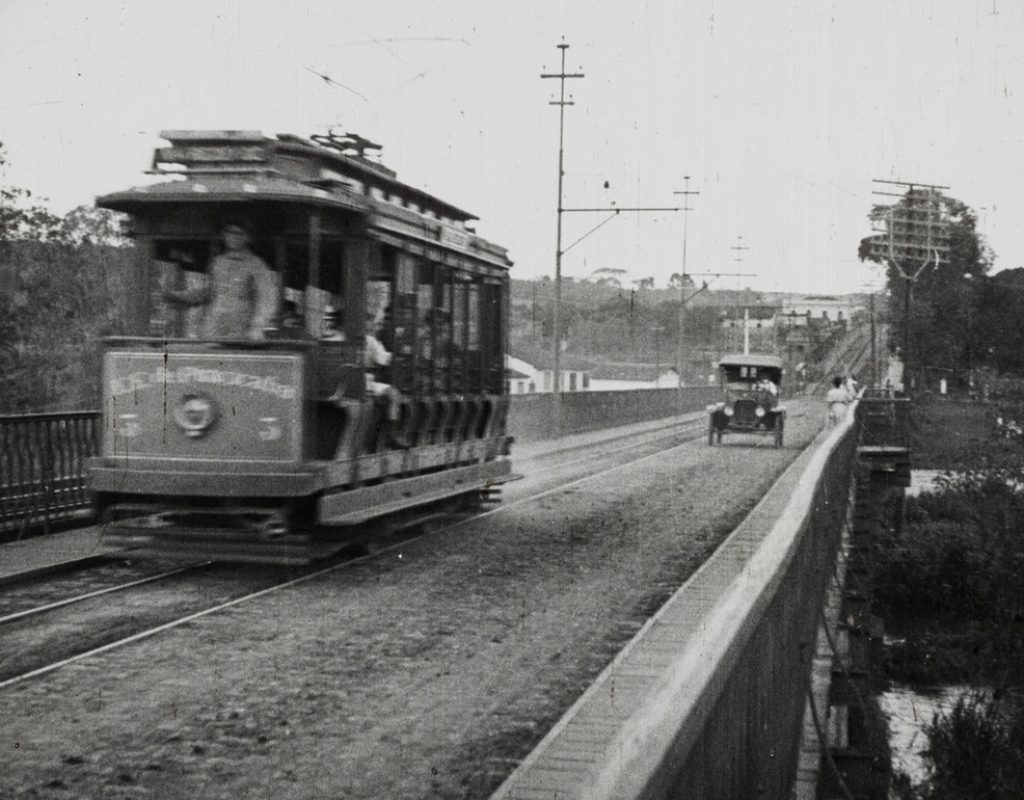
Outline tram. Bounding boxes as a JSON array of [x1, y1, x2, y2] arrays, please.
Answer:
[[87, 130, 513, 562]]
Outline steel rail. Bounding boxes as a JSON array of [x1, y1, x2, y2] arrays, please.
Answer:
[[0, 562, 213, 626]]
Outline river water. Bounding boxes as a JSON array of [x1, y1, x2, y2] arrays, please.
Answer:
[[882, 473, 978, 786], [879, 683, 980, 784]]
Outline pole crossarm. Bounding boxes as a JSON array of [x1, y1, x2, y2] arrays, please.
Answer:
[[872, 178, 950, 190], [867, 178, 954, 284], [560, 212, 620, 255], [562, 206, 682, 212]]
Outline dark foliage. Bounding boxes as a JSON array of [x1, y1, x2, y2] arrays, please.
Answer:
[[892, 691, 1024, 800], [1, 143, 130, 412]]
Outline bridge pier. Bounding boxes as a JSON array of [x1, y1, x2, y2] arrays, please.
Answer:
[[794, 394, 911, 799]]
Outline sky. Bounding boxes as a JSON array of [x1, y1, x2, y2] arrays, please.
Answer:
[[2, 0, 1022, 295]]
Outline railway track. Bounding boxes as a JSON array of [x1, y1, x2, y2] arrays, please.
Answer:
[[0, 562, 213, 626], [1, 401, 824, 798], [0, 416, 715, 692]]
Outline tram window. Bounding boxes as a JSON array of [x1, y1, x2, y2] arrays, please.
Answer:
[[467, 284, 480, 351], [452, 283, 467, 349], [151, 239, 212, 337]]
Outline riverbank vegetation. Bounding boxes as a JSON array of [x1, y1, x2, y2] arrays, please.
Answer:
[[870, 456, 1024, 797]]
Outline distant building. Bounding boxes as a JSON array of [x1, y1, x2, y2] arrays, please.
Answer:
[[781, 294, 863, 323], [718, 305, 778, 329], [506, 355, 538, 394], [506, 354, 590, 393], [588, 364, 679, 391]]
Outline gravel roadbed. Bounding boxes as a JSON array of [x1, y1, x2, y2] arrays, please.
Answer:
[[2, 402, 823, 799]]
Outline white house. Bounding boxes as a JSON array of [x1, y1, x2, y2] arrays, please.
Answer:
[[506, 355, 591, 394], [588, 365, 680, 391], [506, 355, 539, 394], [781, 294, 863, 323]]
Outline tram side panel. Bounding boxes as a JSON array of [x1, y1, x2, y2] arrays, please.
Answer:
[[92, 344, 313, 499]]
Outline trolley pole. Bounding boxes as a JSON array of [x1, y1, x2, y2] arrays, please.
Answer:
[[541, 40, 584, 435], [673, 177, 699, 385]]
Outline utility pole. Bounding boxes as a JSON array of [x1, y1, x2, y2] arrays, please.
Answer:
[[869, 178, 951, 393], [869, 291, 877, 387], [541, 40, 584, 430], [651, 323, 664, 379], [541, 40, 680, 431], [673, 177, 699, 386], [684, 269, 755, 364], [730, 236, 749, 354]]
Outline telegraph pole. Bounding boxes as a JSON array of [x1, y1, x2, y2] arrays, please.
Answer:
[[541, 41, 679, 431], [869, 178, 951, 392], [541, 40, 584, 432], [730, 237, 750, 353], [673, 177, 699, 385]]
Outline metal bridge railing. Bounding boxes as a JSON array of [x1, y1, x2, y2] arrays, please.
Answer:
[[0, 411, 101, 538], [856, 392, 912, 450]]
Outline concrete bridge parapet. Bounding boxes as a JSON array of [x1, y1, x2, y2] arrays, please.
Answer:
[[492, 401, 863, 800]]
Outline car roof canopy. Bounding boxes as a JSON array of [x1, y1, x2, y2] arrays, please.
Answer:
[[717, 354, 784, 370]]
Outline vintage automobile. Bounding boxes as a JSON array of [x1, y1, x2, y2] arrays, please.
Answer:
[[707, 354, 785, 447]]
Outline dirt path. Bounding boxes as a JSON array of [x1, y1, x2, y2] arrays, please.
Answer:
[[1, 402, 824, 799]]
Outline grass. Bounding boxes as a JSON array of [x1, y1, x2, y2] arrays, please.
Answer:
[[910, 397, 1024, 470]]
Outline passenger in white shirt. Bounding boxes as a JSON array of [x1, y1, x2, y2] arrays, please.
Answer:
[[365, 313, 409, 447]]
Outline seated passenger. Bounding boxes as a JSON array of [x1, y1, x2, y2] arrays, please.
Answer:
[[755, 373, 778, 407], [163, 220, 277, 340], [321, 305, 346, 342], [366, 313, 409, 448], [279, 300, 311, 337]]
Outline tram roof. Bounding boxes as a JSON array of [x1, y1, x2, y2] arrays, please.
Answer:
[[717, 354, 784, 369], [97, 130, 479, 224], [97, 172, 372, 213]]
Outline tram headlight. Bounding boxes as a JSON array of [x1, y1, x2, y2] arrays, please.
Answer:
[[723, 406, 734, 417], [173, 393, 219, 438], [755, 406, 766, 418]]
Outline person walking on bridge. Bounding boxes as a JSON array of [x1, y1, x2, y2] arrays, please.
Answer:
[[826, 376, 850, 426]]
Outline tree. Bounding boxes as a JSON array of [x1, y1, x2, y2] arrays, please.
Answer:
[[589, 267, 626, 288], [1, 145, 130, 412], [668, 272, 695, 289]]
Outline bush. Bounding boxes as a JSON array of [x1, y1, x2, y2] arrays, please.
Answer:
[[878, 470, 1024, 626], [893, 690, 1024, 799]]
